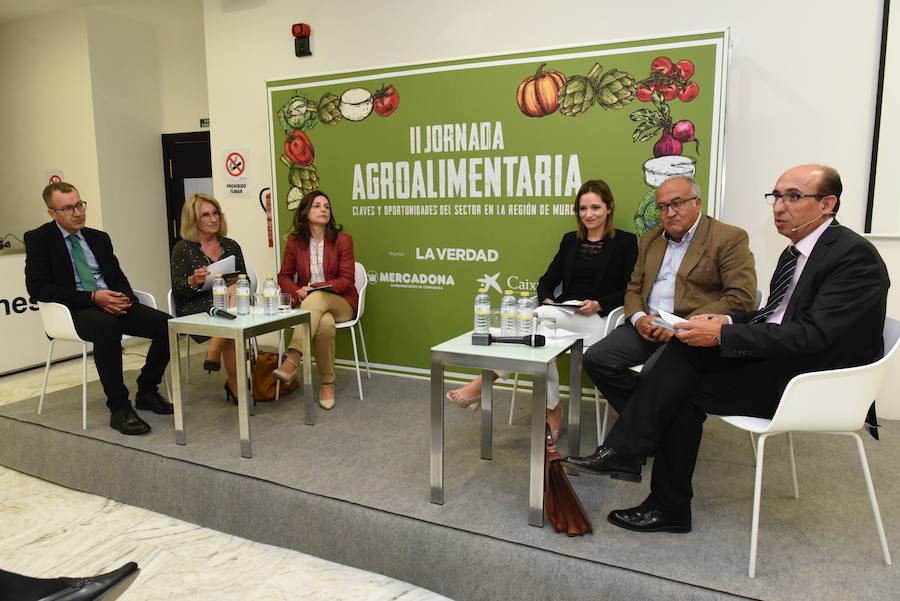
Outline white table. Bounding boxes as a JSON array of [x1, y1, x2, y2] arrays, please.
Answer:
[[429, 331, 584, 526], [167, 308, 313, 457]]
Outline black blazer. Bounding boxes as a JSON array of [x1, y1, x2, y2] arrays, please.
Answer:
[[24, 221, 137, 309], [536, 229, 639, 316], [721, 222, 890, 394]]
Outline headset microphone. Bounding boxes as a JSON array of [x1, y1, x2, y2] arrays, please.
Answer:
[[789, 212, 832, 233]]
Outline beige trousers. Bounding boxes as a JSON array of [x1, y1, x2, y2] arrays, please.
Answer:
[[288, 292, 354, 385]]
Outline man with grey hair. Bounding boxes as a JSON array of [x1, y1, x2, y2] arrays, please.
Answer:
[[582, 175, 757, 414]]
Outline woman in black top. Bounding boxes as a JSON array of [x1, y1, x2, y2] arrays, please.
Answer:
[[447, 180, 638, 438], [170, 194, 247, 402]]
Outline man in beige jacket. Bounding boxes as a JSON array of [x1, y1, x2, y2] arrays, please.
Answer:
[[583, 176, 756, 413]]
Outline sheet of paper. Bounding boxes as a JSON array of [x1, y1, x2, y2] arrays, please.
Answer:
[[200, 255, 236, 291], [658, 309, 687, 328]]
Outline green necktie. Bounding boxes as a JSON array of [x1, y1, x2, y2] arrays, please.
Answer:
[[67, 234, 97, 292]]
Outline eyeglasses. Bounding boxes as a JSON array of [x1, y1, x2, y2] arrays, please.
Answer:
[[764, 192, 825, 205], [655, 197, 698, 214], [50, 201, 88, 215]]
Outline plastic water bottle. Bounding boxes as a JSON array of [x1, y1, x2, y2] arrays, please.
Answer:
[[263, 275, 279, 316], [235, 274, 251, 315], [212, 273, 226, 311], [473, 287, 491, 334], [500, 290, 518, 336], [517, 292, 534, 336]]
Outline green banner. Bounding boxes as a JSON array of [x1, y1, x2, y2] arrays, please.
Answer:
[[267, 31, 728, 375]]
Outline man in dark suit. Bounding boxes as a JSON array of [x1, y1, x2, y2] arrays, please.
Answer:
[[564, 164, 890, 532], [583, 175, 757, 413], [25, 182, 173, 435]]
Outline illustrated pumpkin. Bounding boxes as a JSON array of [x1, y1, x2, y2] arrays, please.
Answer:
[[516, 64, 566, 117]]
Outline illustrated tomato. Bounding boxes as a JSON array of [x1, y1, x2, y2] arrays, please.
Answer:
[[658, 83, 678, 101], [678, 81, 700, 102], [636, 84, 654, 102], [650, 56, 674, 77], [284, 129, 314, 166], [373, 85, 400, 117], [675, 59, 695, 80]]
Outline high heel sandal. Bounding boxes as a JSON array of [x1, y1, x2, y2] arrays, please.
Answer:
[[224, 382, 238, 405], [546, 405, 563, 444], [446, 389, 481, 411], [319, 384, 335, 410], [273, 356, 300, 385]]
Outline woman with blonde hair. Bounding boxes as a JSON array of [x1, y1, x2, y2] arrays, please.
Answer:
[[273, 190, 357, 410], [170, 193, 247, 403]]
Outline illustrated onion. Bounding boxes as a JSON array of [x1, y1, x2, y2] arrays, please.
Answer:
[[653, 128, 682, 158]]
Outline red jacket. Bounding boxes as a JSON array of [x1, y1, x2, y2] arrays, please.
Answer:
[[278, 232, 358, 314]]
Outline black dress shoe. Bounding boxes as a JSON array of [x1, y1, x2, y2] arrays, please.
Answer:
[[203, 359, 221, 373], [607, 502, 691, 533], [135, 390, 174, 414], [109, 408, 151, 435], [43, 561, 140, 600], [562, 445, 642, 482]]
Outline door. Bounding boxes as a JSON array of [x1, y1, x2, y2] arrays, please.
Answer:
[[161, 131, 212, 253]]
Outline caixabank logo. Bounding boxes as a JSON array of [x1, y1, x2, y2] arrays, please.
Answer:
[[369, 270, 456, 290], [475, 272, 539, 294]]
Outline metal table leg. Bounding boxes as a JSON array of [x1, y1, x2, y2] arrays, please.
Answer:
[[568, 340, 583, 457], [430, 356, 444, 504], [235, 332, 252, 458], [170, 329, 185, 445], [301, 321, 315, 426], [480, 368, 493, 460], [529, 367, 547, 527]]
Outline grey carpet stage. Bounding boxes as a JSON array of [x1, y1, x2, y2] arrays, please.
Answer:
[[1, 361, 899, 601]]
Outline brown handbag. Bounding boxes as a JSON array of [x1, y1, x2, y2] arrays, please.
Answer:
[[544, 426, 593, 536], [252, 352, 299, 402]]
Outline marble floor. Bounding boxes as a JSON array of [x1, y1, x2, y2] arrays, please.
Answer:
[[0, 345, 449, 600]]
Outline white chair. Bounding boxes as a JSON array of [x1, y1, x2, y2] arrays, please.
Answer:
[[335, 262, 370, 400], [719, 317, 899, 577], [37, 289, 169, 430], [507, 305, 624, 445]]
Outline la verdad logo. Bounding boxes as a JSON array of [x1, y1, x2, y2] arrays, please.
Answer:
[[415, 247, 499, 262]]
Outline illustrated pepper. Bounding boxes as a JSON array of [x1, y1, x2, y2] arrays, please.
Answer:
[[282, 129, 314, 166], [595, 69, 637, 109], [558, 63, 603, 117], [317, 93, 343, 126]]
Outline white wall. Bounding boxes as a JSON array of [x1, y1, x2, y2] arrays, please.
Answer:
[[86, 8, 172, 304], [201, 0, 900, 413], [0, 8, 103, 237]]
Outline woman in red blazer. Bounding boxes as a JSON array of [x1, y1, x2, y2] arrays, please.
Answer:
[[273, 191, 358, 409]]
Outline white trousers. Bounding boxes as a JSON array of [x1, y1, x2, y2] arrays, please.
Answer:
[[499, 304, 608, 409]]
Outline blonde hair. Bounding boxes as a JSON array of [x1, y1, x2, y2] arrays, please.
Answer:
[[180, 194, 228, 242]]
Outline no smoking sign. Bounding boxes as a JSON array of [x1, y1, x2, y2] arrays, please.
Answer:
[[223, 147, 249, 198]]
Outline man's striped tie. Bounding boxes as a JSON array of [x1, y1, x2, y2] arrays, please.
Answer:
[[751, 246, 800, 324]]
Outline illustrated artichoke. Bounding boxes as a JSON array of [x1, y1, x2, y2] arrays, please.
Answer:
[[278, 94, 318, 132], [317, 92, 343, 126], [288, 163, 319, 197], [557, 63, 603, 117], [595, 69, 637, 109]]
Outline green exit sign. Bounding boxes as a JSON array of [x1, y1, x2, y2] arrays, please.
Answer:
[[200, 118, 210, 128]]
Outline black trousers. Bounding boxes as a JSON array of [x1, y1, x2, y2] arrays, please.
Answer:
[[582, 322, 667, 413], [604, 339, 781, 513], [70, 302, 171, 412], [0, 568, 67, 600]]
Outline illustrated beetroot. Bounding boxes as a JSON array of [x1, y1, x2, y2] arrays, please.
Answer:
[[672, 120, 700, 155], [653, 128, 682, 158]]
